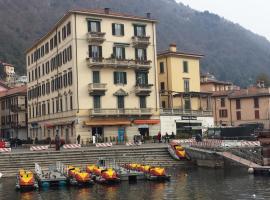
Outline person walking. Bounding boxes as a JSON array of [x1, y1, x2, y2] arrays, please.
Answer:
[[157, 131, 161, 143], [77, 134, 81, 144], [55, 134, 60, 151], [171, 132, 175, 139], [165, 132, 169, 143]]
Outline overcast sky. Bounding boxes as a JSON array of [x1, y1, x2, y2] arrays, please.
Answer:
[[176, 0, 270, 41]]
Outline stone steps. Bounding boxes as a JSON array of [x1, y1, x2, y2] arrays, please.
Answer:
[[0, 146, 184, 177]]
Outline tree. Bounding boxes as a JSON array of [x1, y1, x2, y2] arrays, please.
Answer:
[[256, 73, 270, 87]]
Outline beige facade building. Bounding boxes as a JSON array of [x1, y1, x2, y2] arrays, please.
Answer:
[[212, 86, 270, 128], [26, 9, 160, 144], [200, 73, 235, 92], [157, 44, 214, 137], [0, 61, 17, 86], [0, 86, 27, 139]]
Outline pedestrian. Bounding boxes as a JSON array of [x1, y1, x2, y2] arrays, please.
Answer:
[[165, 132, 169, 143], [157, 131, 161, 143], [92, 133, 96, 144], [171, 132, 175, 139], [55, 134, 60, 151], [77, 134, 81, 144]]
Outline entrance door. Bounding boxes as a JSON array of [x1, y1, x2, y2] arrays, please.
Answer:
[[65, 128, 69, 143], [118, 128, 125, 143], [92, 127, 103, 142], [138, 128, 149, 137]]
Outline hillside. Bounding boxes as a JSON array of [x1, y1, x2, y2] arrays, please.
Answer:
[[0, 0, 270, 86]]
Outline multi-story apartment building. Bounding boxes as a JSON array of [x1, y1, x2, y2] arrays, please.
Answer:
[[0, 80, 9, 93], [0, 61, 17, 86], [212, 86, 270, 128], [0, 86, 27, 139], [26, 9, 160, 143], [157, 44, 214, 137]]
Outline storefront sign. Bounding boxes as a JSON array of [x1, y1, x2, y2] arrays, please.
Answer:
[[181, 116, 197, 121]]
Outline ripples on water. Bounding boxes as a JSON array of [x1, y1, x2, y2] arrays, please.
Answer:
[[1, 167, 270, 200]]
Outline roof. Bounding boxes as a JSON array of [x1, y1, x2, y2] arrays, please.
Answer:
[[157, 50, 204, 59], [201, 80, 232, 85], [0, 61, 13, 67], [0, 86, 27, 98], [26, 8, 157, 53], [212, 90, 235, 97]]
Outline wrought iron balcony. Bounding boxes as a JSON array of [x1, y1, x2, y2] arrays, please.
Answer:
[[88, 83, 107, 96], [134, 84, 153, 96], [132, 36, 150, 47], [10, 104, 26, 112], [87, 57, 151, 69], [89, 108, 152, 116], [87, 32, 106, 44]]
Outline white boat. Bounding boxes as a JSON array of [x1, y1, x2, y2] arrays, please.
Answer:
[[0, 172, 3, 179]]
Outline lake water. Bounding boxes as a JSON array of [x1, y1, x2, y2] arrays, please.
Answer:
[[1, 167, 270, 200]]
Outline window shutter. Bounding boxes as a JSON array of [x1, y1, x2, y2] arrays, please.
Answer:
[[135, 48, 138, 60], [145, 73, 148, 84], [134, 25, 137, 36], [114, 72, 117, 84], [87, 21, 91, 32], [98, 46, 102, 58], [112, 23, 116, 35], [97, 22, 101, 32], [121, 24, 124, 35], [122, 48, 126, 59], [113, 47, 116, 58], [89, 45, 92, 58], [143, 49, 147, 60], [124, 72, 127, 84]]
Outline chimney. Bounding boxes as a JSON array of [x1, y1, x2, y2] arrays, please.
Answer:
[[104, 8, 110, 14], [146, 12, 151, 19], [169, 43, 177, 52]]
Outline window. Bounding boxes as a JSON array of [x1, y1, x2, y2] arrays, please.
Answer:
[[134, 25, 146, 36], [47, 101, 50, 114], [58, 31, 61, 43], [68, 71, 73, 85], [88, 21, 101, 32], [254, 110, 260, 119], [62, 26, 66, 40], [184, 79, 190, 92], [67, 22, 71, 36], [93, 96, 101, 109], [45, 42, 49, 54], [160, 62, 164, 73], [184, 97, 191, 110], [139, 96, 146, 108], [63, 73, 68, 87], [89, 45, 102, 59], [136, 72, 148, 85], [219, 109, 228, 118], [50, 38, 53, 50], [135, 48, 147, 60], [112, 23, 124, 36], [117, 96, 125, 109], [236, 111, 241, 120], [183, 61, 188, 73], [236, 99, 241, 109], [114, 72, 127, 84], [113, 46, 125, 59], [93, 71, 100, 83], [254, 97, 259, 108], [221, 98, 225, 107], [70, 96, 73, 110], [160, 82, 165, 91], [162, 101, 166, 108]]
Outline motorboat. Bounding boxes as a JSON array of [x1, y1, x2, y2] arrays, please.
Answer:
[[168, 141, 187, 160], [16, 169, 38, 191]]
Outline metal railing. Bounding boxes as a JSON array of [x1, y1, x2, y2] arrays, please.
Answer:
[[160, 108, 213, 116], [87, 57, 151, 69], [134, 84, 153, 93], [28, 110, 76, 122], [132, 36, 150, 46], [89, 108, 152, 116]]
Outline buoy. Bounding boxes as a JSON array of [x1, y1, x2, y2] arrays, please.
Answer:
[[248, 168, 254, 174], [0, 172, 3, 178]]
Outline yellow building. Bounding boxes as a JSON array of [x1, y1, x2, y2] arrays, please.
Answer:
[[26, 9, 160, 144], [157, 44, 213, 137]]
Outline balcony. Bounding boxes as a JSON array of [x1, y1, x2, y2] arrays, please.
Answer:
[[18, 121, 27, 128], [132, 36, 150, 47], [134, 84, 153, 96], [160, 108, 213, 117], [88, 83, 107, 96], [10, 104, 26, 112], [87, 32, 106, 44], [89, 108, 152, 116], [87, 58, 151, 69]]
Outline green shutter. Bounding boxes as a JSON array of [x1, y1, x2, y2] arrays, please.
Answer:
[[121, 24, 124, 35], [98, 46, 102, 59], [112, 23, 116, 35], [88, 45, 92, 58], [143, 49, 147, 60], [122, 48, 126, 59], [114, 72, 117, 84], [123, 72, 127, 84]]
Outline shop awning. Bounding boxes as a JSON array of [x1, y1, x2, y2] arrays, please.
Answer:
[[85, 119, 131, 126], [133, 119, 160, 125]]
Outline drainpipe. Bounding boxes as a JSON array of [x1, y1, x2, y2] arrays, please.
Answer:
[[229, 98, 233, 126], [75, 13, 79, 114], [152, 22, 158, 112]]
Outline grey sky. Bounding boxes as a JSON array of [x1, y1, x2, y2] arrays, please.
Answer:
[[176, 0, 270, 41]]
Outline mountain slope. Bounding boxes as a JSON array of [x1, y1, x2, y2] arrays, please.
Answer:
[[0, 0, 270, 86]]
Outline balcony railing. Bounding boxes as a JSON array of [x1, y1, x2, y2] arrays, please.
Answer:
[[87, 32, 106, 43], [88, 83, 107, 95], [10, 104, 26, 112], [132, 36, 150, 47], [18, 121, 27, 127], [134, 84, 153, 95], [87, 57, 151, 69], [160, 108, 213, 117], [89, 108, 152, 116]]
